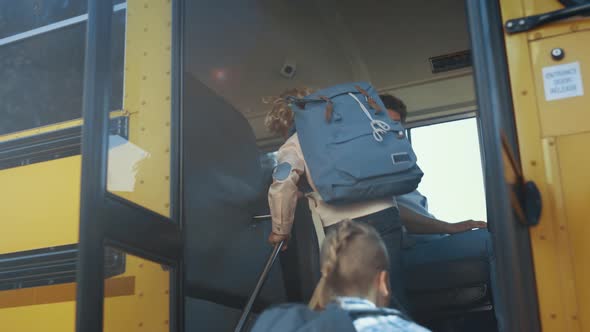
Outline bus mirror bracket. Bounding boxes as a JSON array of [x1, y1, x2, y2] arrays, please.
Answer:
[[504, 2, 590, 34]]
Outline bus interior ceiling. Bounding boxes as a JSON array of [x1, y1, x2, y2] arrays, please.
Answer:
[[183, 0, 491, 331], [185, 0, 476, 149]]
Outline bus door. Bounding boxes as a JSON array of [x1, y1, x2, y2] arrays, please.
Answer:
[[468, 0, 590, 331], [76, 1, 183, 332]]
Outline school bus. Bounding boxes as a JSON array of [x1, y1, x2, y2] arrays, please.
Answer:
[[0, 0, 588, 331]]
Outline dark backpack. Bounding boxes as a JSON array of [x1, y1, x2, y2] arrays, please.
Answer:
[[250, 303, 356, 332], [250, 303, 413, 332]]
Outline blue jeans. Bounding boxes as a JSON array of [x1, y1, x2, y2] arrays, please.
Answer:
[[402, 228, 491, 292], [324, 207, 407, 312]]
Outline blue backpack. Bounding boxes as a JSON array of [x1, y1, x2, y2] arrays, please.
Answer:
[[288, 82, 423, 205]]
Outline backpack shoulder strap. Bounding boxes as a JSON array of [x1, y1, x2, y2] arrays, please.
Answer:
[[306, 193, 326, 249]]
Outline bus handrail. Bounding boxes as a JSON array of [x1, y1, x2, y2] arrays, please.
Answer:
[[233, 241, 284, 332]]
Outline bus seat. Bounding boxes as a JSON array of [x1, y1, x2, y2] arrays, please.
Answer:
[[280, 205, 493, 317], [403, 228, 492, 316], [183, 74, 287, 314]]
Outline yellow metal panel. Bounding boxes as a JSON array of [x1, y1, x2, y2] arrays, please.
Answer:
[[501, 23, 569, 332], [527, 20, 590, 42], [530, 30, 590, 137], [0, 302, 75, 332], [541, 138, 581, 332], [103, 254, 170, 332], [524, 0, 562, 18], [556, 132, 590, 331], [0, 255, 168, 332], [499, 0, 582, 330], [103, 1, 172, 331], [0, 277, 135, 309], [0, 156, 80, 254], [110, 0, 173, 217]]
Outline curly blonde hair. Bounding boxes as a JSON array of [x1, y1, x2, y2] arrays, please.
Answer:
[[263, 87, 314, 137], [308, 219, 390, 310]]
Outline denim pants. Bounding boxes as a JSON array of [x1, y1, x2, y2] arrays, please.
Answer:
[[324, 207, 407, 312]]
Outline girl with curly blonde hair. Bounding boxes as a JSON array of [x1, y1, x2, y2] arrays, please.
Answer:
[[264, 87, 409, 312], [264, 87, 314, 138]]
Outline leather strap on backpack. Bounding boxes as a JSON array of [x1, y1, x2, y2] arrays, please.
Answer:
[[354, 85, 382, 114], [319, 96, 334, 123]]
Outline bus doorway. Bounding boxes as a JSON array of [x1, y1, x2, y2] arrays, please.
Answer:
[[179, 0, 503, 331]]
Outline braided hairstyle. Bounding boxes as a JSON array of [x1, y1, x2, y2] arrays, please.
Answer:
[[309, 219, 390, 310], [263, 87, 314, 137]]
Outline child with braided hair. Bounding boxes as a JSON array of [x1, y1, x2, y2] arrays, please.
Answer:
[[309, 219, 392, 310], [309, 220, 429, 331], [251, 220, 429, 332]]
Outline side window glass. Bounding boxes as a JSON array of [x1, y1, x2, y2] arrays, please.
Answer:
[[0, 5, 126, 136], [409, 118, 487, 222], [0, 0, 126, 39]]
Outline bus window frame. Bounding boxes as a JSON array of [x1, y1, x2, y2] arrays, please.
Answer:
[[404, 110, 477, 130]]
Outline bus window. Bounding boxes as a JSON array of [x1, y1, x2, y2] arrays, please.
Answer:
[[0, 0, 126, 39], [0, 5, 125, 136], [408, 117, 487, 222]]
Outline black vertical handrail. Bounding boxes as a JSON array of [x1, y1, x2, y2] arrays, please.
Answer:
[[76, 0, 113, 331], [234, 241, 284, 332]]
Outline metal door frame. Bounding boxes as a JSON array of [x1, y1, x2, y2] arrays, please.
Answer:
[[466, 0, 541, 331], [76, 1, 184, 331]]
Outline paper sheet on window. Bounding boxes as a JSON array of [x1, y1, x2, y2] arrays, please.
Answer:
[[107, 135, 150, 192]]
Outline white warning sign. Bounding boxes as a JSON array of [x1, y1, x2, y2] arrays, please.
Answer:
[[543, 62, 584, 101]]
